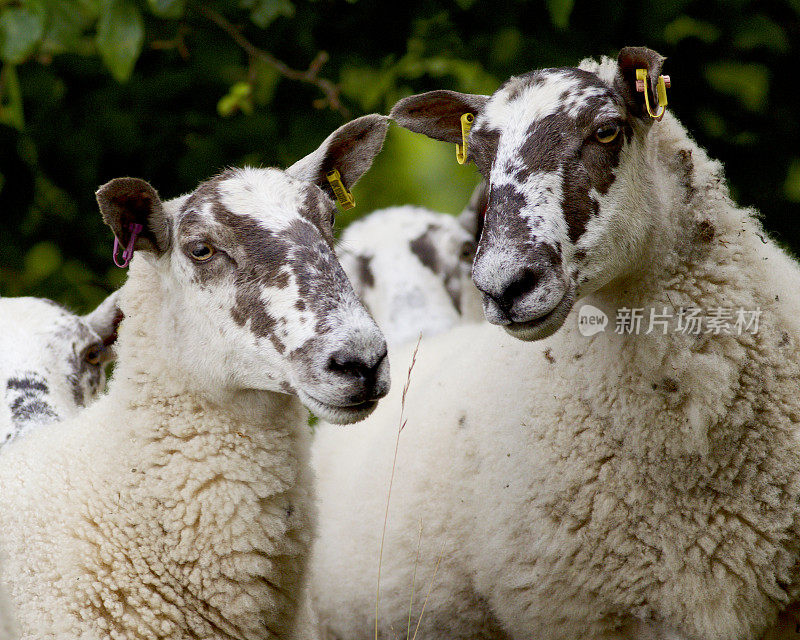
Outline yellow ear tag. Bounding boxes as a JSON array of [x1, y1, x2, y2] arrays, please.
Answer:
[[635, 68, 671, 121], [456, 112, 475, 164], [326, 169, 356, 210]]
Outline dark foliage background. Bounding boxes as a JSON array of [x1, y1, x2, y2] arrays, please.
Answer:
[[1, 0, 799, 313]]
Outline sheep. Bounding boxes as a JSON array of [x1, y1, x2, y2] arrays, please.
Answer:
[[308, 49, 800, 640], [0, 113, 391, 640], [336, 202, 484, 346], [0, 293, 120, 448], [0, 292, 120, 638]]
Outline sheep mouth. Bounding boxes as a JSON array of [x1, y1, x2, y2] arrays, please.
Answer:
[[504, 282, 576, 342], [297, 390, 378, 425]]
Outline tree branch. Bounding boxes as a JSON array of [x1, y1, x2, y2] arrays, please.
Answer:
[[199, 6, 349, 118]]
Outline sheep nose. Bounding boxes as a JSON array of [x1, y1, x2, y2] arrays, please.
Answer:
[[481, 266, 541, 317], [327, 348, 389, 401]]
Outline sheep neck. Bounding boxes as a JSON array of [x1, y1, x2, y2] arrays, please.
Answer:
[[86, 256, 314, 639], [553, 116, 800, 459]]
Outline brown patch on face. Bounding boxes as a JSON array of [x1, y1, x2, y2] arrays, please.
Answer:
[[409, 226, 440, 274], [544, 348, 555, 364], [178, 176, 308, 354], [561, 161, 599, 244], [499, 79, 626, 244], [518, 114, 574, 176], [483, 183, 533, 248], [489, 70, 630, 246], [356, 255, 374, 288]]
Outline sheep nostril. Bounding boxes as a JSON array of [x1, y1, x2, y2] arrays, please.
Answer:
[[327, 349, 386, 388], [498, 268, 540, 310]]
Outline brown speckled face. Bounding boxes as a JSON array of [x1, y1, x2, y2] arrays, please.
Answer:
[[391, 47, 668, 342], [0, 297, 119, 447], [97, 115, 392, 424], [168, 168, 388, 410]]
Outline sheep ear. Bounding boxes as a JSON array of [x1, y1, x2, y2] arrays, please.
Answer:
[[96, 177, 170, 256], [83, 291, 122, 347], [615, 46, 666, 121], [286, 114, 389, 198], [390, 90, 489, 144], [458, 181, 489, 243]]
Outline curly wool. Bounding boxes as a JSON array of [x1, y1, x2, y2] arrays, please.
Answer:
[[0, 567, 15, 640], [309, 86, 800, 639], [0, 257, 317, 640]]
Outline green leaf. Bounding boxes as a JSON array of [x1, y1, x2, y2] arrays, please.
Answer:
[[40, 0, 100, 56], [0, 2, 46, 64], [24, 241, 62, 282], [785, 159, 800, 202], [491, 28, 522, 65], [663, 16, 720, 44], [0, 63, 24, 129], [217, 81, 253, 117], [546, 0, 574, 30], [704, 62, 769, 112], [246, 0, 294, 29], [95, 0, 144, 82], [734, 15, 788, 53], [146, 0, 186, 19]]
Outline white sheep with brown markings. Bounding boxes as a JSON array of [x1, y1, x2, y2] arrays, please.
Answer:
[[0, 114, 390, 640], [0, 293, 120, 448], [309, 50, 800, 640], [337, 202, 484, 346], [0, 292, 120, 639]]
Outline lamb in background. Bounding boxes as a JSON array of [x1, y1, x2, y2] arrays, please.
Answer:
[[336, 202, 484, 346], [0, 292, 120, 638], [310, 49, 800, 640], [0, 293, 119, 447], [0, 114, 390, 640]]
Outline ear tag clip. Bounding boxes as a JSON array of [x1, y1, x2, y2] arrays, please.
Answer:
[[456, 112, 475, 165], [326, 169, 356, 210], [112, 222, 143, 268], [636, 69, 671, 121]]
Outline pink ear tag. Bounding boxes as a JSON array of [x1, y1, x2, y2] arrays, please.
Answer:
[[112, 223, 143, 268]]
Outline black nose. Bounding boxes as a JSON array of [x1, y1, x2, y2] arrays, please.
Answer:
[[482, 266, 541, 315], [327, 349, 387, 396]]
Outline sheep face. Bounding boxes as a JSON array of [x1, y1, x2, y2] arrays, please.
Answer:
[[391, 47, 667, 341], [337, 206, 478, 345], [0, 293, 119, 446], [97, 115, 391, 425]]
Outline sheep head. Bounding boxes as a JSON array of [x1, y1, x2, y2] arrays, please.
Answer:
[[96, 115, 391, 424], [390, 47, 671, 341]]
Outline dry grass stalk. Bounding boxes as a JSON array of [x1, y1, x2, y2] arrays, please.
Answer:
[[375, 336, 421, 640]]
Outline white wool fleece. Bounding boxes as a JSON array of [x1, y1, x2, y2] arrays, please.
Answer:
[[0, 569, 15, 640], [0, 258, 318, 640], [310, 115, 800, 638]]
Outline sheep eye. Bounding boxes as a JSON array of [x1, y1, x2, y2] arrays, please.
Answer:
[[84, 343, 104, 366], [595, 123, 620, 144], [188, 242, 215, 262], [460, 241, 477, 261]]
